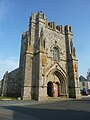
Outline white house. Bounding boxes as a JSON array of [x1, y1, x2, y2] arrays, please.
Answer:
[[79, 71, 90, 95]]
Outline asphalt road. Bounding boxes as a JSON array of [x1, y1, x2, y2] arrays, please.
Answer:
[[0, 97, 90, 120]]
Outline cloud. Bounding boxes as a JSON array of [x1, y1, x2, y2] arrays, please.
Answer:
[[0, 57, 19, 80]]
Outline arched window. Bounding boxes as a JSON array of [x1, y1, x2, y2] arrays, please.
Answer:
[[53, 47, 59, 60]]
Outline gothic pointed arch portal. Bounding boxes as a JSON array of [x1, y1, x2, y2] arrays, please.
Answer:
[[47, 69, 67, 97]]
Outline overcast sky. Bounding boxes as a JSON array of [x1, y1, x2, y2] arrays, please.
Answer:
[[0, 0, 90, 79]]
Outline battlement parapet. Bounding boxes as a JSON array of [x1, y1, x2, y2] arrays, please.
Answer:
[[29, 12, 72, 34], [48, 22, 56, 30], [30, 11, 47, 24], [56, 25, 72, 34], [65, 25, 72, 33]]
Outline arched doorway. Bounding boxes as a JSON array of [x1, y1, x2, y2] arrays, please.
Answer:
[[47, 69, 66, 97], [53, 82, 59, 97], [47, 81, 60, 97], [47, 82, 53, 97], [54, 71, 66, 96]]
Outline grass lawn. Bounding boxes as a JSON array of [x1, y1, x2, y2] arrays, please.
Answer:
[[0, 96, 17, 100]]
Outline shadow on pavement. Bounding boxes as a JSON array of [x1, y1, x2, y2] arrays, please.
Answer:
[[1, 105, 90, 120]]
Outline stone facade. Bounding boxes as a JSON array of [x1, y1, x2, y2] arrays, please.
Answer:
[[1, 11, 81, 100], [1, 69, 21, 97]]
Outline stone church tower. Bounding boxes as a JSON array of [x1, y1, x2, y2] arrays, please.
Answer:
[[19, 11, 81, 100], [1, 11, 81, 100]]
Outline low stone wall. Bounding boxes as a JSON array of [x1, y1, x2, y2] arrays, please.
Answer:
[[7, 68, 22, 97], [1, 68, 22, 97]]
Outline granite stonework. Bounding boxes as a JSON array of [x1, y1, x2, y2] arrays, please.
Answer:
[[1, 69, 21, 97], [1, 12, 81, 100]]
